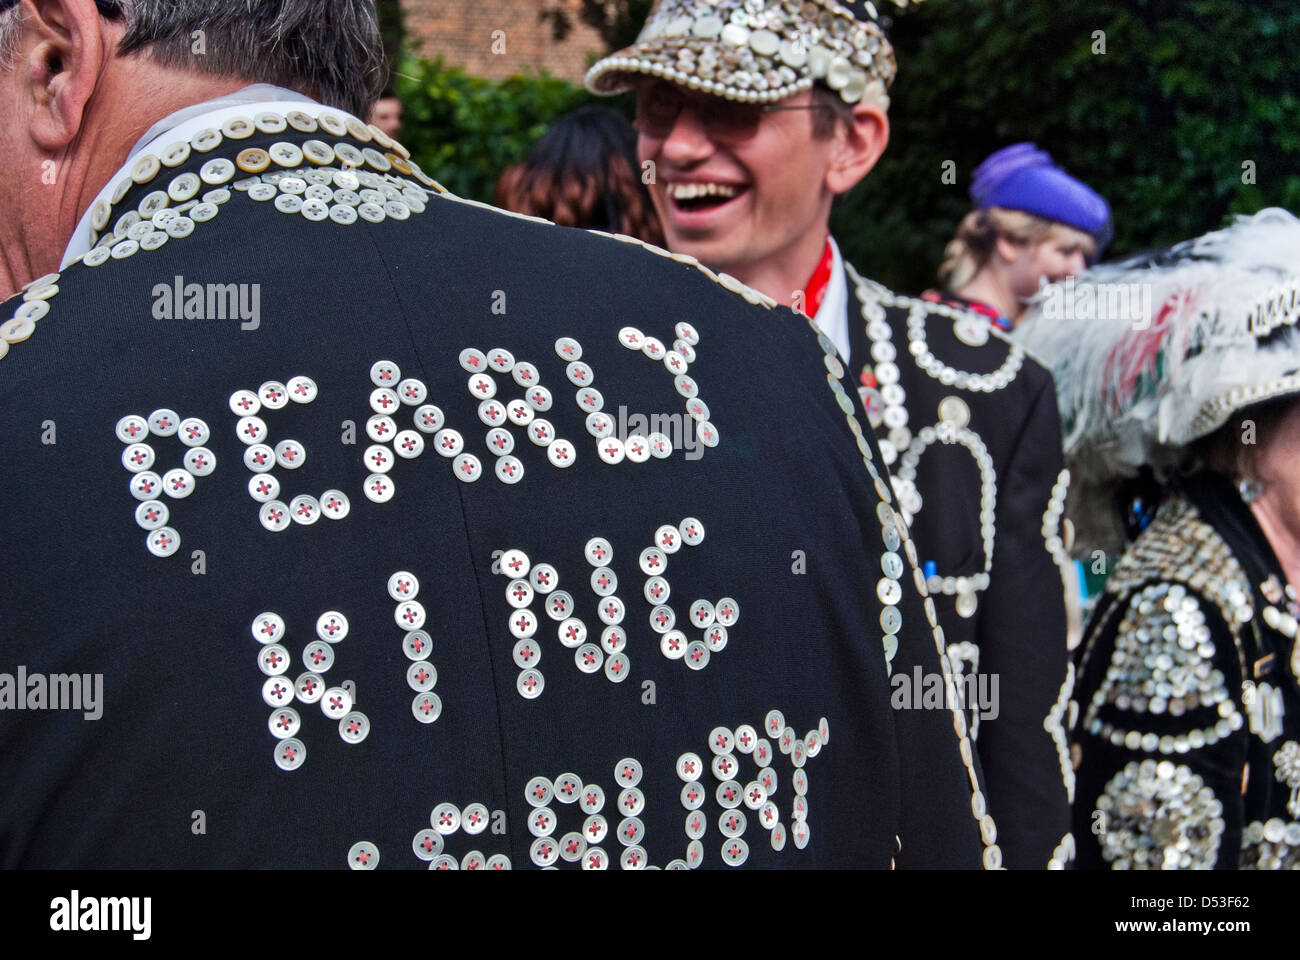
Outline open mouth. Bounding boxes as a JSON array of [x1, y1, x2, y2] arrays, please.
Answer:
[[667, 182, 748, 213]]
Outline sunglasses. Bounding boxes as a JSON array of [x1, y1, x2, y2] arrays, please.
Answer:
[[634, 82, 829, 143]]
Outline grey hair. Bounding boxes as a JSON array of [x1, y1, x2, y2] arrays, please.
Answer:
[[1, 1, 386, 117], [0, 6, 24, 72], [119, 0, 385, 117]]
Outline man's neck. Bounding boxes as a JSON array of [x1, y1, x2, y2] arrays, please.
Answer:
[[0, 67, 258, 299], [726, 228, 829, 310]]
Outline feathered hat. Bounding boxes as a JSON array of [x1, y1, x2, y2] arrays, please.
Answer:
[[586, 0, 925, 110], [1015, 208, 1300, 553]]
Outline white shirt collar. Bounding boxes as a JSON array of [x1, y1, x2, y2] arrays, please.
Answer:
[[62, 85, 341, 268], [811, 235, 850, 365]]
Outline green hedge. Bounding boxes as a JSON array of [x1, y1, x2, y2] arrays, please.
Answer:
[[394, 0, 1300, 293], [394, 55, 594, 202]]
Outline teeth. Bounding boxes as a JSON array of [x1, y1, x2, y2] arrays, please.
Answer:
[[670, 183, 739, 201]]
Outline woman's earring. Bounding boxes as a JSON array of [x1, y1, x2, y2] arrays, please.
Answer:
[[1239, 476, 1264, 504]]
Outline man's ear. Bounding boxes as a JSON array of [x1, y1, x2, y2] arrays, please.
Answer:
[[25, 0, 113, 151], [825, 101, 889, 195]]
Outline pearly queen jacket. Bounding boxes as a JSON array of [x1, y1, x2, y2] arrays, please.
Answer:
[[0, 101, 994, 869], [839, 262, 1075, 869], [1073, 472, 1300, 869]]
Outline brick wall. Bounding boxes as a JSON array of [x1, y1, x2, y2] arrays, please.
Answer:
[[400, 0, 608, 83]]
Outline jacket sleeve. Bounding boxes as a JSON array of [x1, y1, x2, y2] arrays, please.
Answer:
[[975, 371, 1074, 868]]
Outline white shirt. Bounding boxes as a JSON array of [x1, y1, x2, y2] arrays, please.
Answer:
[[811, 235, 850, 365], [61, 84, 349, 268]]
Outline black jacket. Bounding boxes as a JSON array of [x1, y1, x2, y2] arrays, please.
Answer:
[[0, 109, 988, 869], [843, 265, 1074, 868]]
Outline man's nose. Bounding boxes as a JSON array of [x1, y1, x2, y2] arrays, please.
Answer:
[[1066, 250, 1087, 277], [658, 104, 715, 164]]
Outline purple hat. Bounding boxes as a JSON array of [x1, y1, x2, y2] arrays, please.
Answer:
[[971, 143, 1112, 254]]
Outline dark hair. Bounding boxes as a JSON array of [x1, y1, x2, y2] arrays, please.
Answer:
[[495, 105, 664, 245]]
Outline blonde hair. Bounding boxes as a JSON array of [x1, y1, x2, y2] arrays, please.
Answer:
[[937, 206, 1096, 290]]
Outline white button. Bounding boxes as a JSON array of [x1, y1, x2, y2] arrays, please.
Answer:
[[366, 415, 397, 443], [554, 337, 582, 361], [679, 517, 705, 546], [513, 638, 541, 668], [258, 381, 288, 410], [178, 417, 210, 447], [487, 348, 515, 372], [655, 525, 682, 553], [364, 444, 394, 473], [393, 429, 425, 459], [388, 571, 419, 601], [605, 652, 630, 682], [690, 600, 716, 628], [506, 399, 534, 426], [664, 350, 688, 375], [370, 360, 401, 386], [243, 444, 275, 472], [129, 470, 162, 501], [558, 617, 587, 648], [686, 398, 710, 422], [494, 454, 524, 484], [517, 668, 544, 699], [500, 549, 530, 578], [236, 416, 267, 445], [274, 738, 307, 772], [590, 566, 618, 596], [360, 473, 392, 503], [412, 692, 442, 723], [575, 643, 603, 673], [396, 600, 426, 630], [525, 386, 553, 412], [508, 609, 539, 639], [370, 387, 400, 414], [258, 643, 291, 676], [597, 437, 625, 464], [295, 672, 325, 703], [659, 630, 687, 659], [566, 361, 594, 386], [547, 438, 575, 467], [641, 337, 666, 359], [458, 348, 486, 372], [453, 453, 482, 482], [134, 500, 169, 530], [315, 610, 348, 643], [320, 489, 350, 519], [115, 414, 150, 443], [183, 447, 216, 477], [486, 428, 514, 456], [433, 429, 463, 457], [259, 500, 291, 531], [262, 676, 295, 707], [576, 387, 603, 412], [414, 405, 444, 433], [618, 327, 644, 349], [148, 409, 180, 437], [597, 596, 626, 626], [145, 526, 181, 557], [468, 373, 496, 400], [624, 435, 650, 462], [321, 686, 353, 719], [162, 468, 195, 499], [529, 563, 558, 593], [121, 443, 155, 473], [275, 439, 306, 470], [529, 419, 555, 446], [639, 547, 667, 575], [512, 361, 540, 386], [412, 829, 443, 861], [268, 707, 301, 740], [685, 641, 710, 670], [704, 624, 728, 651], [506, 578, 534, 609], [477, 399, 506, 426], [400, 629, 431, 658], [338, 711, 370, 744], [586, 412, 614, 439], [675, 375, 699, 398], [407, 661, 437, 692], [397, 378, 427, 405], [228, 390, 260, 416], [715, 597, 739, 626]]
